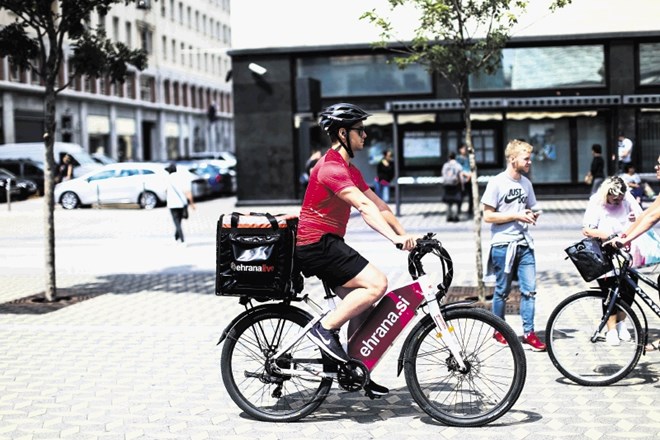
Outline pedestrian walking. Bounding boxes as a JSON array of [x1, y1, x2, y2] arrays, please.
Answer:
[[456, 144, 473, 218], [441, 151, 463, 222], [165, 162, 195, 245]]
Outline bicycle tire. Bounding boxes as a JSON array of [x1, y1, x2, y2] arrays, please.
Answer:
[[545, 290, 643, 386], [403, 307, 527, 427], [220, 305, 333, 422]]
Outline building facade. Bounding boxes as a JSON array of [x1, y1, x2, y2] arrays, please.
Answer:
[[230, 31, 660, 204], [0, 0, 234, 162]]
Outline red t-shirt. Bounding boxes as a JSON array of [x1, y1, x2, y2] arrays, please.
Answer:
[[296, 149, 370, 246]]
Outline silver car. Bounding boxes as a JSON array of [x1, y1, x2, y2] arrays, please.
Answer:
[[55, 162, 170, 210]]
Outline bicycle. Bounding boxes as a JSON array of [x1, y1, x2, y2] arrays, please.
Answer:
[[546, 241, 659, 386], [217, 233, 527, 426]]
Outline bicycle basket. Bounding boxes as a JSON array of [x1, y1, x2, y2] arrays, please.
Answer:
[[564, 237, 614, 282]]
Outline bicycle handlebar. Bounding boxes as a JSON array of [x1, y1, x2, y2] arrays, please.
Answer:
[[600, 238, 633, 266]]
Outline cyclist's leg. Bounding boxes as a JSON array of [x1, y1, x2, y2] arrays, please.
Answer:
[[322, 263, 387, 333], [597, 277, 620, 331]]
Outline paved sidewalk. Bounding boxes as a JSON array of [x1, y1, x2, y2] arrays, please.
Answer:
[[0, 197, 659, 439]]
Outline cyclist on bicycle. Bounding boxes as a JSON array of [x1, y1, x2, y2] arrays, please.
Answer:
[[295, 103, 417, 397]]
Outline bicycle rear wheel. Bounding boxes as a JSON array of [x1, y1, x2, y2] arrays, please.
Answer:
[[220, 305, 333, 422], [404, 307, 526, 427], [546, 290, 643, 386]]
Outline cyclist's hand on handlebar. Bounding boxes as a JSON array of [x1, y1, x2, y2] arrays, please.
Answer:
[[604, 234, 629, 250], [393, 234, 417, 251]]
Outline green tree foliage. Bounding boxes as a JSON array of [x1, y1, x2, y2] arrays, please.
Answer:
[[363, 0, 571, 299], [0, 1, 150, 301]]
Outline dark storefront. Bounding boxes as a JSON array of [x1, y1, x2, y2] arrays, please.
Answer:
[[229, 31, 660, 205]]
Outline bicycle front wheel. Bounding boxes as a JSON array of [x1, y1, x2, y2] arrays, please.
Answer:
[[404, 307, 527, 427], [220, 305, 333, 422], [546, 290, 643, 386]]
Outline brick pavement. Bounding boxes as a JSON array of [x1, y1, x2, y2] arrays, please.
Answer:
[[0, 196, 659, 439]]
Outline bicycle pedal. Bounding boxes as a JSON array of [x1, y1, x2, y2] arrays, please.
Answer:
[[364, 389, 380, 400]]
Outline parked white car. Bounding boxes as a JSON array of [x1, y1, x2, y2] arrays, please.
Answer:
[[55, 162, 171, 210]]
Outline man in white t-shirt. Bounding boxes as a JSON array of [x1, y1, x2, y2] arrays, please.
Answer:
[[165, 162, 195, 244], [481, 139, 546, 352], [614, 132, 633, 173]]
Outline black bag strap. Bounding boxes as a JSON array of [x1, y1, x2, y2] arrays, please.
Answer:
[[230, 212, 280, 230]]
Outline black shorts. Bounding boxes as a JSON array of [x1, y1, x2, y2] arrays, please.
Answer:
[[295, 234, 369, 289]]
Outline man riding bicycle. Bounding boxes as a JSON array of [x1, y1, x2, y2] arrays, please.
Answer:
[[295, 103, 416, 397]]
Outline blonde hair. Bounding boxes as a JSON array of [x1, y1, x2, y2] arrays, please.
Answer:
[[504, 139, 533, 161], [596, 176, 627, 205]]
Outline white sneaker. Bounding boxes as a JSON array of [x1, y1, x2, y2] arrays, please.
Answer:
[[606, 329, 620, 346], [616, 322, 631, 342]]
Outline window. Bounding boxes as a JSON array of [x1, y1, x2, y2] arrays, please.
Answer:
[[639, 42, 660, 86], [140, 75, 155, 102], [162, 36, 167, 60], [470, 129, 496, 164], [403, 131, 441, 167], [9, 62, 20, 82], [112, 17, 119, 41], [119, 168, 139, 177], [89, 170, 117, 182], [470, 45, 606, 91], [163, 80, 171, 104], [136, 0, 151, 10], [297, 54, 431, 97], [125, 22, 132, 48], [126, 74, 136, 99], [138, 23, 153, 54]]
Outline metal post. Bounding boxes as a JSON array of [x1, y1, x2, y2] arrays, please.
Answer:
[[392, 112, 401, 216]]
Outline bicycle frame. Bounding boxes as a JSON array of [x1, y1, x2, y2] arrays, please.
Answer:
[[592, 251, 660, 342], [268, 273, 469, 379]]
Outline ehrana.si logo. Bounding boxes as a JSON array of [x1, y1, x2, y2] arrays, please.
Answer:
[[231, 262, 275, 273]]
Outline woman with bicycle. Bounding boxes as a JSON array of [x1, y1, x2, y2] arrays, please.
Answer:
[[295, 103, 417, 398], [583, 176, 642, 345], [607, 154, 660, 351]]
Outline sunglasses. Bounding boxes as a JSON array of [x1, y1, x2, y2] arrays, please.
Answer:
[[349, 127, 366, 135]]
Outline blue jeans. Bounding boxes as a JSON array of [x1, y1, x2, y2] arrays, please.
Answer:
[[490, 245, 537, 334], [374, 180, 390, 202]]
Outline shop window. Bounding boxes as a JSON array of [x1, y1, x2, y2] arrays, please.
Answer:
[[298, 54, 431, 97], [470, 129, 497, 164], [470, 45, 605, 91], [403, 131, 441, 167], [508, 118, 572, 184], [639, 42, 660, 86]]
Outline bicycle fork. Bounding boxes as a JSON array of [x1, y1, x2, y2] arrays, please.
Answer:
[[418, 275, 469, 373]]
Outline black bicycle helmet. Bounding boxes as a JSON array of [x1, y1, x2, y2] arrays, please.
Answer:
[[318, 103, 371, 158]]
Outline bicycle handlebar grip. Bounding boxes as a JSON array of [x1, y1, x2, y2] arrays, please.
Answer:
[[396, 243, 403, 250]]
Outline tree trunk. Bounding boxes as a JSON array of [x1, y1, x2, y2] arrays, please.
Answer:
[[462, 99, 487, 301], [43, 84, 57, 302]]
